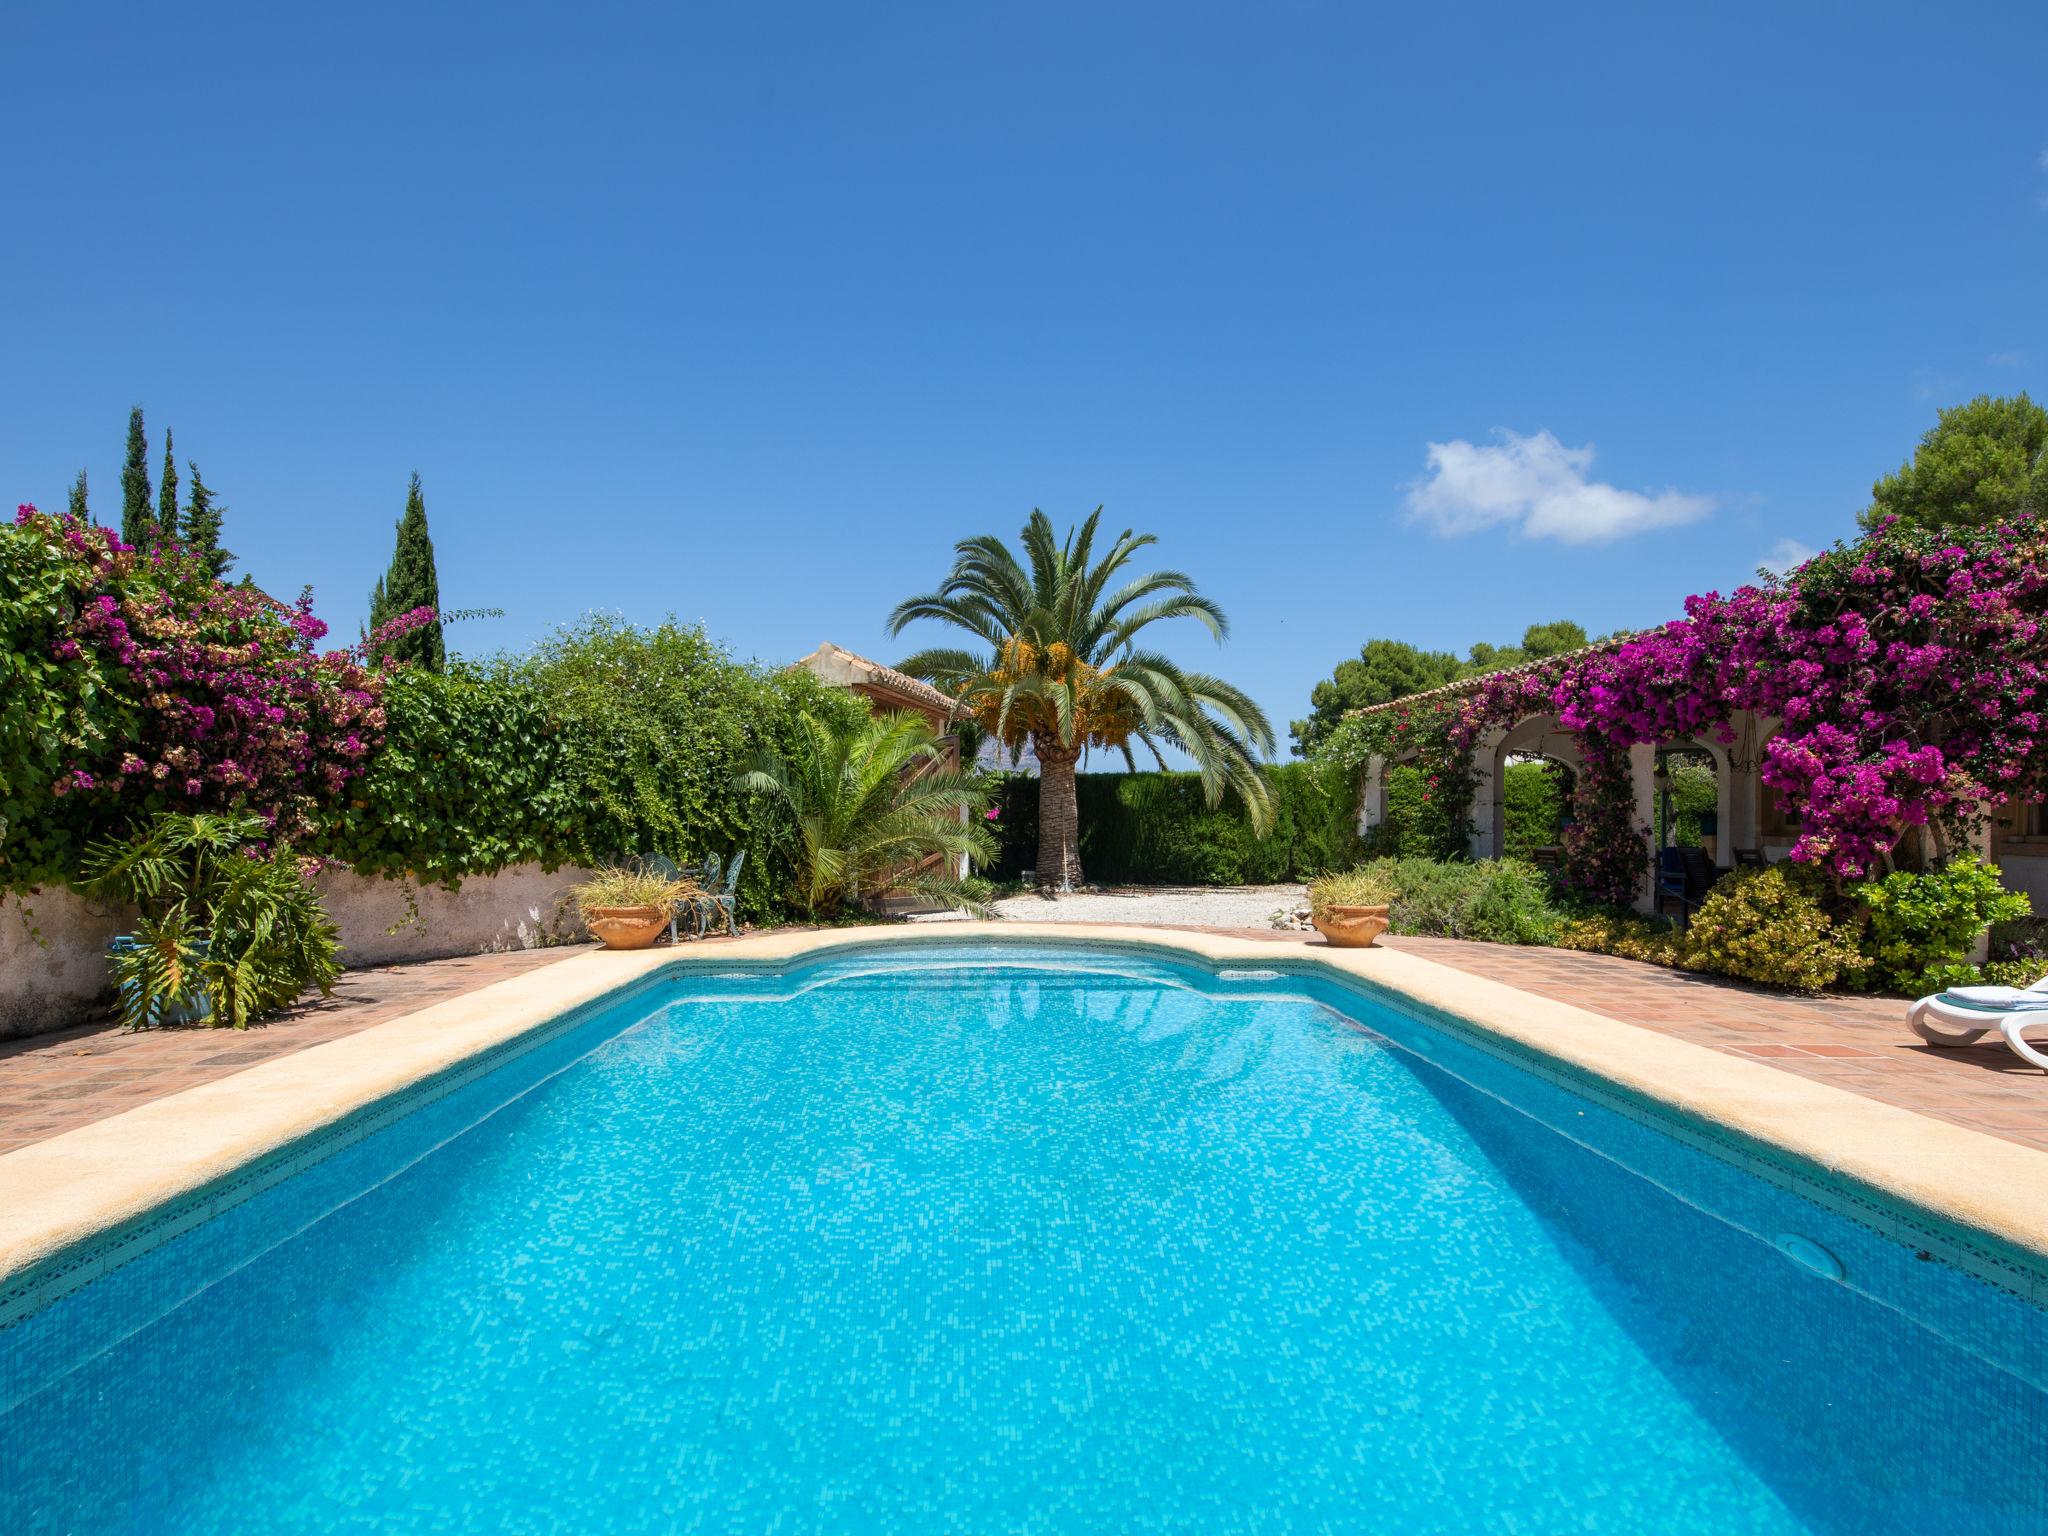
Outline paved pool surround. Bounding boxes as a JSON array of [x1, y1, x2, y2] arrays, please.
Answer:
[[3, 922, 2047, 1324]]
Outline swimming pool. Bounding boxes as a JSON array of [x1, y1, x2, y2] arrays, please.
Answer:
[[2, 939, 2044, 1532]]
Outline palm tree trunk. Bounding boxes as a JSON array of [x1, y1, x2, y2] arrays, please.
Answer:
[[1033, 738, 1084, 889]]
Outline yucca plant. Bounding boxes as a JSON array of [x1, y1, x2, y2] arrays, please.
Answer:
[[81, 811, 343, 1028], [889, 508, 1274, 888], [737, 711, 996, 917]]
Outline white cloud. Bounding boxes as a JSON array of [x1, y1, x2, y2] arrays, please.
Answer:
[[1759, 538, 1818, 576], [1989, 349, 2029, 368], [1402, 429, 1714, 545]]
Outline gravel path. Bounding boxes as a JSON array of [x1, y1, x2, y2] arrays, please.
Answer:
[[910, 884, 1306, 929]]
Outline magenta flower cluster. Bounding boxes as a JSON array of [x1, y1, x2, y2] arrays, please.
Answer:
[[1449, 513, 2048, 890], [18, 505, 396, 842]]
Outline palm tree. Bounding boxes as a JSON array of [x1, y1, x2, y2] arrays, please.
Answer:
[[737, 711, 996, 917], [889, 509, 1274, 889]]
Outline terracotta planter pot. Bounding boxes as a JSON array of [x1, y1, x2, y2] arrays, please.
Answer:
[[1311, 903, 1390, 949], [583, 904, 669, 951]]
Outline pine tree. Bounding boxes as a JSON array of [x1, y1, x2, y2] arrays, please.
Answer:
[[365, 472, 446, 669], [157, 429, 180, 543], [183, 462, 234, 581], [67, 469, 89, 520], [120, 406, 153, 547]]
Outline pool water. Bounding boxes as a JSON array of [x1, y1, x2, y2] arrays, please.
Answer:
[[3, 943, 2045, 1533]]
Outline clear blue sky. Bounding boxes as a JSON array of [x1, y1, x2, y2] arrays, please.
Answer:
[[5, 2, 2044, 753]]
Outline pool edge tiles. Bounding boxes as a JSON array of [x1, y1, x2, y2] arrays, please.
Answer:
[[4, 922, 2048, 1330], [0, 946, 681, 1329]]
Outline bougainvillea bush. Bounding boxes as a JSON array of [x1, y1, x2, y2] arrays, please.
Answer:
[[1, 505, 387, 891], [1322, 508, 2048, 905]]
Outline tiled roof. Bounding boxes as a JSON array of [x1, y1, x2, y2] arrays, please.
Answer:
[[1345, 635, 1628, 717], [797, 643, 959, 717]]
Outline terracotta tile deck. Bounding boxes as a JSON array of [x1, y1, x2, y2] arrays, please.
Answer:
[[3, 927, 2045, 1159], [0, 948, 586, 1155]]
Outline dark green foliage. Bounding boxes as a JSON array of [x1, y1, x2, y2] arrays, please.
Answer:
[[1291, 640, 1464, 756], [1361, 764, 1465, 861], [982, 761, 1362, 885], [1861, 392, 2048, 534], [67, 470, 89, 520], [120, 405, 152, 547], [1501, 758, 1569, 854], [1653, 755, 1718, 848], [367, 472, 446, 669], [157, 429, 179, 542], [1292, 621, 1589, 755], [315, 663, 581, 889], [81, 812, 342, 1029], [182, 462, 233, 580], [318, 619, 871, 922]]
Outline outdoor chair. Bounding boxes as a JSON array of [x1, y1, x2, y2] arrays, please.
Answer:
[[1909, 976, 2048, 1072], [1654, 847, 1695, 921], [1733, 847, 1768, 868], [693, 851, 746, 938]]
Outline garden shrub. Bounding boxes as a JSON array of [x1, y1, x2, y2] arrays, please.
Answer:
[[1552, 908, 1687, 967], [1682, 865, 1866, 993], [81, 811, 342, 1028], [1853, 853, 2031, 996], [983, 761, 1361, 885], [1367, 856, 1563, 946], [2, 506, 383, 892], [1914, 958, 2048, 993], [326, 617, 870, 920], [316, 662, 581, 888], [1500, 759, 1568, 855]]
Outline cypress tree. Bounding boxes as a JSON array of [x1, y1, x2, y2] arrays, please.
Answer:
[[183, 462, 234, 581], [67, 469, 89, 520], [120, 406, 153, 547], [157, 429, 180, 542], [365, 472, 446, 669]]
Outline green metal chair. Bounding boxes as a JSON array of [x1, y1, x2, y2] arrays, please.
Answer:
[[696, 851, 745, 938], [640, 853, 691, 944]]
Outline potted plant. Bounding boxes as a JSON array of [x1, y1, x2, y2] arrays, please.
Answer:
[[571, 866, 696, 951], [1307, 867, 1398, 949]]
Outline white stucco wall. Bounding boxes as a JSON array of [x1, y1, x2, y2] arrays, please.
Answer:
[[0, 864, 593, 1042]]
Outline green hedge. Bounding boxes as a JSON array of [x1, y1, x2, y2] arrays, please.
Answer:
[[313, 617, 871, 920], [985, 761, 1363, 885]]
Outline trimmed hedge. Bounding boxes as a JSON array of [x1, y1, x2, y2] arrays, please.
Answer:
[[985, 762, 1363, 885]]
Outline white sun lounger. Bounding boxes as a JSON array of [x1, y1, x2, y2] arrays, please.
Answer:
[[1909, 979, 2048, 1071]]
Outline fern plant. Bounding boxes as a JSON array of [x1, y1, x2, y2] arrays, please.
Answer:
[[82, 812, 343, 1028]]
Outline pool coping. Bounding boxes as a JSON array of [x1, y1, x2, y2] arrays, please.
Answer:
[[4, 922, 2048, 1319]]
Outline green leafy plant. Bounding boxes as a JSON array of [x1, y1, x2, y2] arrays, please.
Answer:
[[1552, 908, 1686, 967], [569, 865, 698, 915], [1853, 853, 2031, 995], [979, 761, 1362, 885], [738, 711, 995, 917], [81, 812, 342, 1029], [1363, 855, 1563, 946], [1309, 868, 1397, 913], [1682, 865, 1865, 993]]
